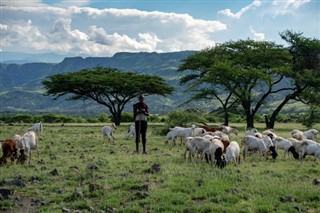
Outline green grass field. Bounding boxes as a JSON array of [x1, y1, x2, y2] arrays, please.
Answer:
[[0, 123, 319, 213]]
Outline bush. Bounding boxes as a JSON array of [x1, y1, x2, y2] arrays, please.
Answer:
[[302, 106, 320, 128], [121, 112, 134, 122], [11, 114, 35, 123], [98, 113, 110, 122], [165, 109, 206, 128]]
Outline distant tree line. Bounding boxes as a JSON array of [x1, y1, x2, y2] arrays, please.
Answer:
[[1, 110, 315, 128]]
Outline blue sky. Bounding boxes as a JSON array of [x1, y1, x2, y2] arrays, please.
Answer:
[[1, 0, 319, 57]]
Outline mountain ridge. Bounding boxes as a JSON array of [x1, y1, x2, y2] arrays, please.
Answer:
[[0, 51, 197, 115]]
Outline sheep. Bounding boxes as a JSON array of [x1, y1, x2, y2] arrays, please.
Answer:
[[303, 129, 318, 141], [0, 139, 17, 165], [291, 129, 307, 140], [299, 139, 319, 158], [220, 125, 238, 136], [291, 129, 318, 141], [28, 122, 43, 137], [15, 131, 39, 164], [125, 124, 135, 140], [184, 137, 211, 162], [300, 140, 320, 163], [287, 138, 302, 151], [204, 132, 230, 152], [225, 141, 241, 166], [102, 123, 117, 143], [261, 135, 278, 159], [245, 128, 259, 136], [207, 131, 230, 141], [205, 137, 226, 168], [273, 137, 299, 160], [262, 129, 278, 141], [166, 126, 206, 146], [242, 135, 269, 160]]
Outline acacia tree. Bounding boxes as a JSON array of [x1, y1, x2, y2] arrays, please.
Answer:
[[179, 39, 291, 128], [42, 67, 174, 125], [264, 31, 320, 128], [179, 48, 239, 125]]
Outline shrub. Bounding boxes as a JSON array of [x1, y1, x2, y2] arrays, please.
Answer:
[[11, 114, 35, 123], [165, 109, 206, 128], [121, 112, 134, 122], [302, 106, 320, 128], [98, 113, 110, 122]]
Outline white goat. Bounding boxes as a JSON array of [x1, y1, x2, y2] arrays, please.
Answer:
[[300, 140, 320, 163], [299, 139, 319, 158], [102, 123, 117, 143], [125, 124, 135, 140], [205, 138, 226, 168], [28, 122, 43, 137], [185, 137, 211, 162], [15, 131, 39, 164], [245, 128, 259, 136], [166, 126, 206, 146], [291, 129, 307, 140], [303, 129, 319, 141], [242, 135, 268, 160], [291, 129, 318, 141], [206, 131, 230, 141], [273, 137, 299, 160], [225, 141, 240, 166], [262, 129, 278, 141], [287, 138, 302, 151], [220, 125, 238, 136]]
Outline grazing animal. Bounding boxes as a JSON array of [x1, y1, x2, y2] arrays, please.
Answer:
[[28, 122, 43, 137], [273, 137, 299, 160], [197, 122, 223, 132], [203, 133, 230, 151], [303, 129, 319, 141], [166, 126, 206, 146], [245, 128, 259, 136], [262, 129, 278, 141], [220, 125, 238, 136], [102, 123, 117, 143], [242, 135, 269, 160], [291, 129, 318, 141], [16, 131, 39, 164], [185, 137, 211, 162], [299, 139, 319, 158], [261, 135, 278, 159], [206, 138, 226, 168], [125, 124, 135, 140], [225, 141, 241, 166], [0, 139, 17, 165]]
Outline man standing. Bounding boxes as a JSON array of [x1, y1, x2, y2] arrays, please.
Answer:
[[133, 94, 149, 154]]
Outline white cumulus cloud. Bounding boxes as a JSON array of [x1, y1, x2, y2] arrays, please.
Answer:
[[1, 5, 227, 56], [271, 0, 311, 15], [218, 0, 262, 19]]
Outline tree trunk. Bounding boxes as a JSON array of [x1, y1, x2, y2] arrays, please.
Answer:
[[246, 114, 255, 129], [223, 108, 229, 126], [242, 101, 255, 128], [264, 115, 271, 129], [112, 111, 121, 126], [265, 90, 301, 129]]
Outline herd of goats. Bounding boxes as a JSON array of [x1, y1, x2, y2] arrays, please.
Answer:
[[1, 122, 320, 168], [162, 122, 320, 168]]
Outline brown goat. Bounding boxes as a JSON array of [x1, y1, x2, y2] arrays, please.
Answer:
[[198, 122, 223, 132], [0, 139, 17, 165]]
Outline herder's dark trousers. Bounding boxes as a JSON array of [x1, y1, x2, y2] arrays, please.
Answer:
[[135, 120, 147, 152]]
